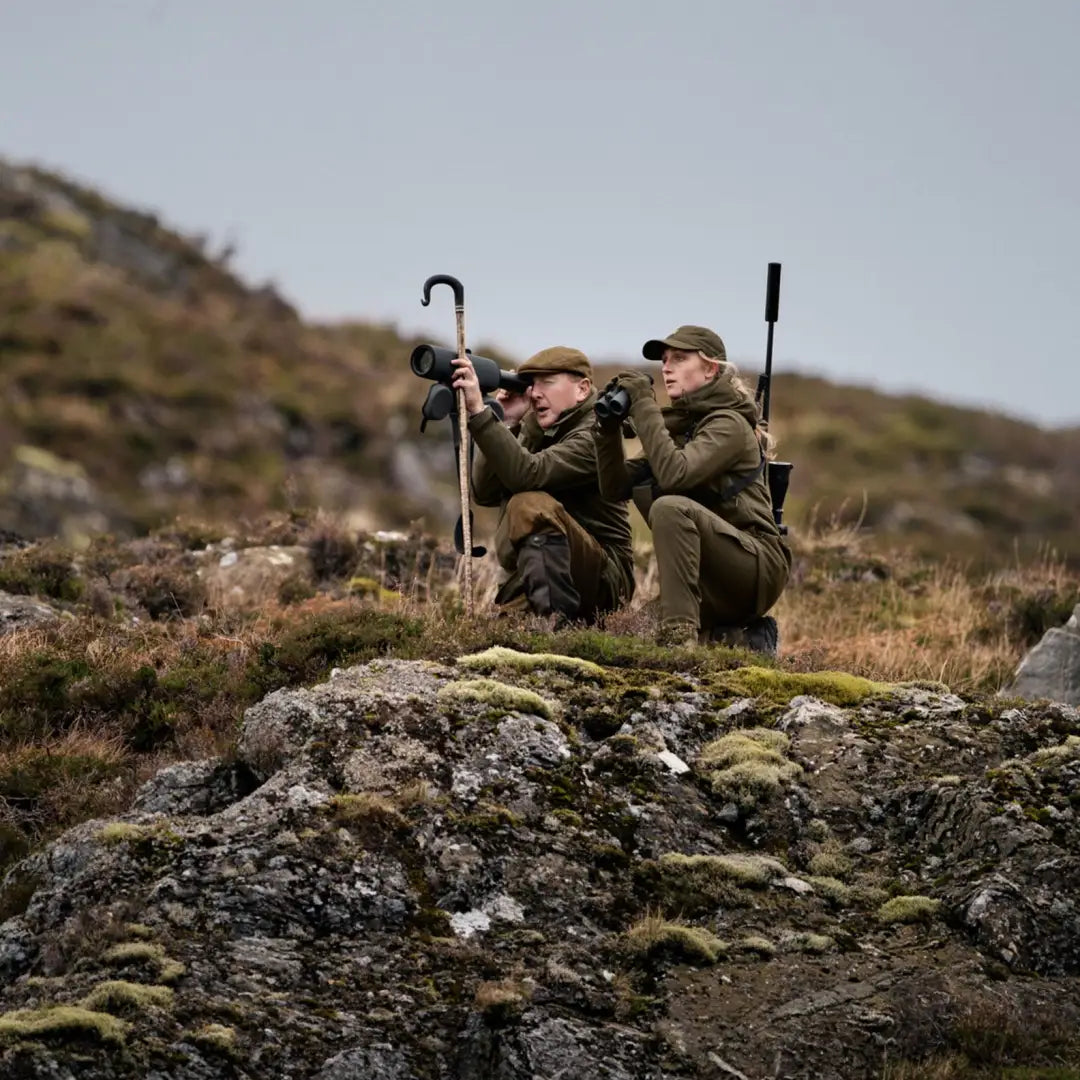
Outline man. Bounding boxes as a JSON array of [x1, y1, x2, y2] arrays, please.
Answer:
[[594, 326, 790, 653], [451, 347, 634, 624]]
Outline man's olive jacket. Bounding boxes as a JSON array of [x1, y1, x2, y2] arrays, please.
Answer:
[[594, 372, 790, 612], [468, 393, 635, 605]]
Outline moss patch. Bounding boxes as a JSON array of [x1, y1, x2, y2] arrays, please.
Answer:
[[696, 729, 803, 810], [711, 666, 888, 706], [458, 646, 607, 680], [808, 876, 853, 905], [660, 852, 788, 889], [80, 980, 174, 1014], [190, 1023, 237, 1054], [102, 941, 186, 983], [98, 822, 148, 845], [437, 678, 554, 719], [624, 914, 727, 966], [0, 1005, 128, 1044], [877, 894, 942, 924]]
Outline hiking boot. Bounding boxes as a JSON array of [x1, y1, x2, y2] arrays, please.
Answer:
[[704, 617, 779, 657], [656, 621, 699, 649], [742, 615, 779, 657]]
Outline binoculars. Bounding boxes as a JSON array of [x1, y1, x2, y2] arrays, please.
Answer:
[[410, 345, 530, 396], [594, 374, 654, 423]]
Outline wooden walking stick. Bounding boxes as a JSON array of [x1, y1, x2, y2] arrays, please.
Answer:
[[421, 274, 475, 615]]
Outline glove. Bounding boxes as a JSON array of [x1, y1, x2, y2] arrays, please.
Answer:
[[615, 370, 654, 404]]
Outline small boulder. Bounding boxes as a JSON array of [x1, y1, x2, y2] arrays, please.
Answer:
[[1006, 604, 1080, 705]]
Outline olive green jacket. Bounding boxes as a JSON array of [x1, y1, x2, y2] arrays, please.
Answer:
[[594, 373, 790, 610], [469, 393, 635, 605]]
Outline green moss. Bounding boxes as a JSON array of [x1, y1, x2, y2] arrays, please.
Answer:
[[787, 932, 835, 954], [1030, 735, 1080, 767], [711, 666, 888, 706], [624, 914, 727, 965], [696, 729, 802, 810], [98, 822, 148, 845], [0, 1005, 128, 1044], [698, 729, 790, 770], [877, 894, 942, 924], [706, 759, 802, 809], [807, 876, 853, 905], [102, 941, 186, 983], [551, 808, 583, 828], [659, 852, 787, 889], [808, 848, 854, 880], [737, 934, 777, 956], [80, 980, 174, 1014], [190, 1023, 237, 1054], [437, 678, 554, 719], [347, 576, 400, 604], [458, 646, 607, 680]]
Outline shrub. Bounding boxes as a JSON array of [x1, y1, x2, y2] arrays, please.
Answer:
[[0, 543, 84, 602]]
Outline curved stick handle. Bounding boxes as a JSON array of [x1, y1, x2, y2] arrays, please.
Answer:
[[422, 274, 465, 309]]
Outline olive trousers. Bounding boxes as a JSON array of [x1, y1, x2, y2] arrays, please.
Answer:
[[650, 495, 787, 634], [494, 492, 607, 620]]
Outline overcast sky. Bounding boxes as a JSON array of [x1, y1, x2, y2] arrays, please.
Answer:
[[2, 1, 1078, 425]]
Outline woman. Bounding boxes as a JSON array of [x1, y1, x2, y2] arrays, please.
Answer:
[[594, 325, 790, 652]]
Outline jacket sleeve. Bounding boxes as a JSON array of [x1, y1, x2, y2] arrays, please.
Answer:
[[595, 425, 649, 501], [629, 398, 747, 492], [471, 443, 507, 507], [467, 407, 597, 493]]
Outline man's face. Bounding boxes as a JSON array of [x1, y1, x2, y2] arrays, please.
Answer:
[[661, 349, 718, 400], [526, 372, 590, 429]]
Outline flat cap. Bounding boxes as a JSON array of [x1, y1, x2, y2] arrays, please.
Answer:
[[517, 346, 593, 381], [642, 325, 727, 363]]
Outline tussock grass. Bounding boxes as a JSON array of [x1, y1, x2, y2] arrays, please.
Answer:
[[190, 1023, 237, 1053], [473, 979, 532, 1016], [659, 852, 788, 889], [102, 941, 185, 983], [328, 793, 407, 828], [624, 912, 727, 966], [786, 932, 835, 954], [80, 980, 174, 1014], [878, 895, 942, 925], [775, 527, 1079, 692], [807, 876, 853, 905]]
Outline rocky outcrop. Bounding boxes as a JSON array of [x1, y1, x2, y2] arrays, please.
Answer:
[[0, 654, 1078, 1078], [0, 590, 65, 634], [1007, 603, 1080, 705]]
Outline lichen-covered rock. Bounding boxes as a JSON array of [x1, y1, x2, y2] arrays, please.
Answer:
[[0, 589, 65, 634], [1, 655, 1079, 1078]]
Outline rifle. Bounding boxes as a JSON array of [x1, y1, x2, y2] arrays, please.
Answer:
[[755, 262, 793, 535]]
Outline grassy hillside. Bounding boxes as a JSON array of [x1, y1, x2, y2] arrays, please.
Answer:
[[2, 157, 1079, 566]]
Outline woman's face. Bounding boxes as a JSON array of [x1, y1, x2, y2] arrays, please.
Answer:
[[661, 349, 718, 399]]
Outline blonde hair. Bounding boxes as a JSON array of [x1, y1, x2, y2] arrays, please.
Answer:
[[696, 352, 777, 460]]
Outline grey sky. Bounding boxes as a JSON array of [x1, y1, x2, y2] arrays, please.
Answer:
[[3, 0, 1078, 424]]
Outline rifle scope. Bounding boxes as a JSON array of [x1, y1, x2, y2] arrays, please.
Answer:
[[410, 345, 530, 396]]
